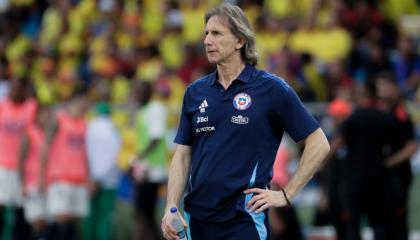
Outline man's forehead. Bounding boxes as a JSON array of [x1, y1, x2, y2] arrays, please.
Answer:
[[205, 15, 229, 29]]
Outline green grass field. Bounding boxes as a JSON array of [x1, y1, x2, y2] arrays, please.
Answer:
[[409, 173, 420, 230]]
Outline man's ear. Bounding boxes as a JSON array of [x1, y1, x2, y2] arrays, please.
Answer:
[[236, 38, 245, 50]]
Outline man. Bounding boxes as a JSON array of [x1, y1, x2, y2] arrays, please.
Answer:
[[84, 102, 121, 240], [330, 82, 393, 240], [0, 57, 9, 101], [132, 81, 168, 240], [0, 77, 36, 240], [376, 73, 417, 240], [40, 91, 92, 240], [161, 4, 330, 240], [19, 104, 51, 239], [320, 98, 352, 240]]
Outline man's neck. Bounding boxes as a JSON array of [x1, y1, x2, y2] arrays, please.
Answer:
[[217, 61, 246, 90]]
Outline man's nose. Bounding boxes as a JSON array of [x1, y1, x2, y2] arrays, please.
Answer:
[[204, 34, 212, 45]]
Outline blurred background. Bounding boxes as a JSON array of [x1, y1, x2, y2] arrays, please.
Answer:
[[0, 0, 420, 239]]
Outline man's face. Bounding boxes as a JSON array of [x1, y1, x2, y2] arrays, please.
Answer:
[[137, 82, 152, 104], [71, 96, 91, 117], [376, 79, 399, 103], [204, 16, 243, 64], [9, 78, 26, 103]]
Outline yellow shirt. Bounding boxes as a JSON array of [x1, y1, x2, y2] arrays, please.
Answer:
[[113, 112, 137, 170], [136, 58, 163, 82], [58, 33, 83, 56], [256, 31, 288, 68], [32, 73, 58, 105], [264, 0, 293, 18], [165, 75, 186, 128], [5, 34, 30, 62], [181, 3, 207, 43], [381, 0, 420, 21], [9, 61, 26, 78], [39, 7, 62, 45], [243, 4, 261, 29], [289, 28, 315, 55], [30, 57, 57, 104], [116, 31, 136, 53], [89, 36, 107, 55], [294, 0, 313, 18], [111, 76, 130, 105], [58, 57, 79, 76], [312, 28, 352, 62], [289, 27, 351, 62], [159, 32, 184, 69], [10, 0, 33, 6], [303, 64, 327, 101], [89, 54, 117, 77], [140, 0, 164, 39]]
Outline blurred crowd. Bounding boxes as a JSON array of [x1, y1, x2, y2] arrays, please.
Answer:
[[0, 0, 419, 239], [0, 0, 420, 104]]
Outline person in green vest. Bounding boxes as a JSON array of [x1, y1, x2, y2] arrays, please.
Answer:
[[131, 80, 168, 240]]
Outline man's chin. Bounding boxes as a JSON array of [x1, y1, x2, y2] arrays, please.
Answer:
[[207, 57, 219, 64]]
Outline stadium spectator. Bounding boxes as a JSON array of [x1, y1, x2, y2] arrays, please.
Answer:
[[391, 35, 420, 99]]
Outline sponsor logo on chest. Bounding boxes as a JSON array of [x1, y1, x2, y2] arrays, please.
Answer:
[[196, 116, 208, 124], [231, 115, 249, 124], [196, 126, 215, 133]]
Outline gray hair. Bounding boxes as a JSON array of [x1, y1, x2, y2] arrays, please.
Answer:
[[205, 4, 259, 66]]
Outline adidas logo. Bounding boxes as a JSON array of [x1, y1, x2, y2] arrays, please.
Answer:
[[199, 99, 208, 113]]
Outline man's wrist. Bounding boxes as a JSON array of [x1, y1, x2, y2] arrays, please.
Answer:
[[165, 204, 178, 212], [283, 187, 295, 200], [279, 188, 291, 206]]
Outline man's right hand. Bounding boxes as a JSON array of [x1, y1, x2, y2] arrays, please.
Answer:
[[161, 208, 188, 240]]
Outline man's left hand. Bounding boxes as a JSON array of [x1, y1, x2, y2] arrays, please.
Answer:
[[244, 188, 289, 213]]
